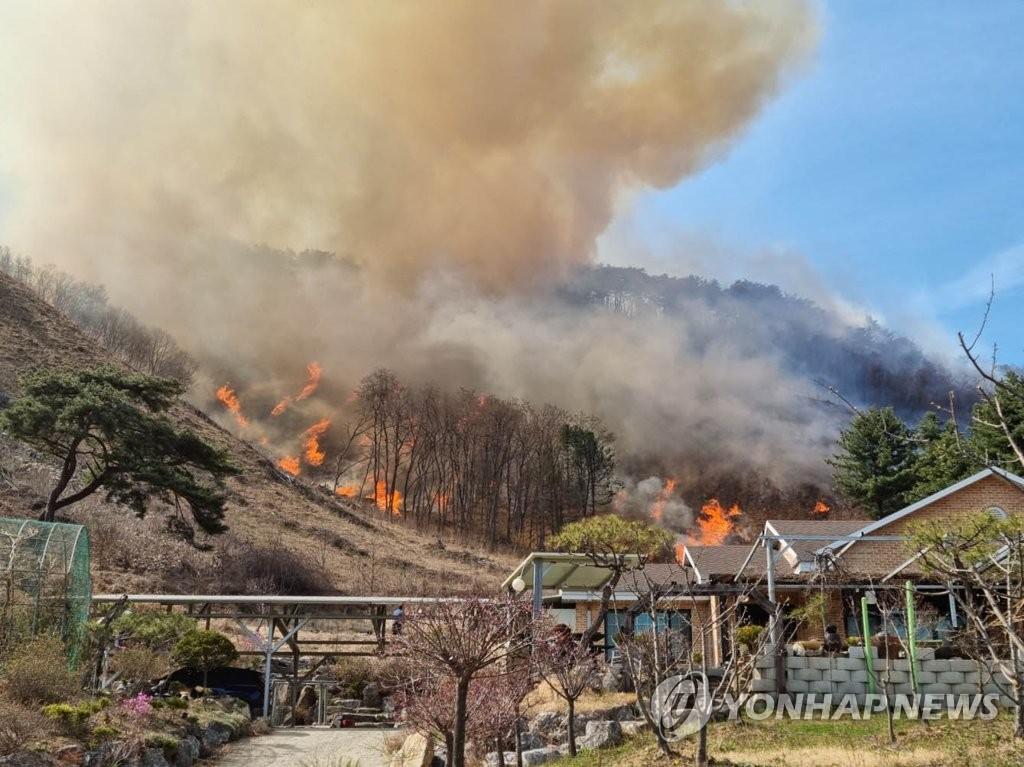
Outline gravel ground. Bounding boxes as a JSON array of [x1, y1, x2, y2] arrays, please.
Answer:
[[212, 726, 397, 767]]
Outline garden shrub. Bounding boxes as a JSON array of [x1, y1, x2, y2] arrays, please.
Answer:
[[109, 611, 197, 651], [171, 630, 238, 687], [329, 657, 375, 699], [1, 635, 79, 704], [151, 695, 189, 711], [0, 696, 51, 755], [144, 733, 179, 758], [736, 624, 765, 649], [89, 724, 120, 748], [109, 645, 171, 689]]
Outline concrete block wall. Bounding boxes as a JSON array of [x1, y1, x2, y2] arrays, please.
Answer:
[[748, 655, 1019, 709]]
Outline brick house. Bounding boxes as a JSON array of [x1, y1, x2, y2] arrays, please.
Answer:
[[505, 467, 1024, 666], [756, 467, 1024, 644]]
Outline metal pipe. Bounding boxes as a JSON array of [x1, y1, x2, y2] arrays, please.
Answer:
[[905, 580, 919, 694], [766, 539, 779, 647], [532, 557, 543, 619], [861, 597, 875, 696], [263, 618, 273, 720]]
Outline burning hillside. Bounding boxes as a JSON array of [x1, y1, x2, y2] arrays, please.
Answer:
[[0, 2, 969, 523]]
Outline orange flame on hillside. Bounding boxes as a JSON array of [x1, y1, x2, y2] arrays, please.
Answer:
[[812, 499, 830, 516], [297, 362, 323, 401], [301, 418, 330, 466], [277, 456, 300, 475], [692, 498, 740, 546], [650, 478, 678, 522], [269, 362, 323, 417], [215, 385, 249, 427], [374, 480, 403, 515], [335, 485, 358, 498]]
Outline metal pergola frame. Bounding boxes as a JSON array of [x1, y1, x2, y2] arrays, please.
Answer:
[[91, 593, 454, 720]]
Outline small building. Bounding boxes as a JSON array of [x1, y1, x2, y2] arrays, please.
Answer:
[[504, 467, 1024, 665]]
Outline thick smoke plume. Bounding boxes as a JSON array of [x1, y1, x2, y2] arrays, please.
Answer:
[[0, 2, 827, 501]]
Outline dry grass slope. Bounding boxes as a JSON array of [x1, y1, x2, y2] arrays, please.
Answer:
[[0, 272, 515, 595]]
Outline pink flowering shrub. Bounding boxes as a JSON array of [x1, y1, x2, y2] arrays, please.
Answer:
[[119, 692, 153, 719]]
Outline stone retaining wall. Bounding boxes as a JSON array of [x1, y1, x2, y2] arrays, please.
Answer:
[[750, 654, 1017, 708]]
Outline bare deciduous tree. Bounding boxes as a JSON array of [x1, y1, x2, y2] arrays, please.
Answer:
[[392, 597, 533, 767]]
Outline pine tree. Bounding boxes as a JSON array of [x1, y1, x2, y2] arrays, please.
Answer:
[[826, 406, 916, 519], [0, 367, 237, 537], [910, 412, 977, 500]]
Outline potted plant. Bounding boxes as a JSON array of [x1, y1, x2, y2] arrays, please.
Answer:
[[735, 624, 765, 654]]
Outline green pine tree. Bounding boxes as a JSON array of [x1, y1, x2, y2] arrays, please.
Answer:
[[909, 411, 977, 500], [968, 369, 1024, 472], [0, 367, 238, 537], [826, 406, 917, 519]]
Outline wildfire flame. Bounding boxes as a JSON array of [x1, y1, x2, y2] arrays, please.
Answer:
[[649, 478, 678, 522], [277, 455, 300, 475], [270, 361, 323, 417], [675, 542, 686, 564], [812, 499, 830, 516], [374, 480, 403, 515], [692, 498, 740, 546], [301, 417, 331, 466], [215, 384, 249, 427], [335, 485, 358, 498], [297, 361, 323, 401]]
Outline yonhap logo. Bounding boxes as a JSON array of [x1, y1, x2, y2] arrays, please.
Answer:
[[651, 671, 713, 741]]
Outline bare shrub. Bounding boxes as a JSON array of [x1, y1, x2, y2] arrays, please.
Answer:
[[1, 634, 80, 705], [209, 538, 325, 595], [327, 657, 375, 699], [109, 646, 171, 691], [0, 695, 51, 755]]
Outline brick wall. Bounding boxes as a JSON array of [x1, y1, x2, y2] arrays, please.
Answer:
[[842, 474, 1024, 574], [750, 651, 1017, 709]]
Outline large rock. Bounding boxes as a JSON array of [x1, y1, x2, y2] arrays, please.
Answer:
[[482, 754, 514, 767], [619, 720, 648, 737], [294, 686, 319, 726], [388, 733, 434, 767], [602, 664, 624, 692], [200, 722, 234, 754], [83, 745, 121, 767], [518, 732, 543, 751], [138, 749, 170, 767], [528, 712, 561, 735], [578, 720, 622, 751], [521, 747, 559, 766], [174, 737, 201, 767], [486, 748, 558, 767]]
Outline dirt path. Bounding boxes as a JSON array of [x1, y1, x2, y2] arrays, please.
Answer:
[[213, 727, 396, 767]]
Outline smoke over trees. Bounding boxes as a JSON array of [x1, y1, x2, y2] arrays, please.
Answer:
[[331, 369, 621, 548]]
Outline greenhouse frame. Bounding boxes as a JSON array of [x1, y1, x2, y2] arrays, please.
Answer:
[[0, 517, 92, 664]]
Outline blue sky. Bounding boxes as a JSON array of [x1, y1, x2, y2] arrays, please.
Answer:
[[604, 1, 1024, 368]]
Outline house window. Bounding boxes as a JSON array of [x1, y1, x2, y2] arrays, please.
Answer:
[[987, 505, 1008, 520], [603, 609, 692, 659]]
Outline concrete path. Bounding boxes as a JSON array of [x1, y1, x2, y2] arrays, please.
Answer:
[[212, 727, 396, 767]]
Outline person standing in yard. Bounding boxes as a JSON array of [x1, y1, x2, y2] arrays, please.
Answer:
[[392, 604, 404, 635]]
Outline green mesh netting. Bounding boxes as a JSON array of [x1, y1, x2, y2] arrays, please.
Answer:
[[0, 517, 92, 666]]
